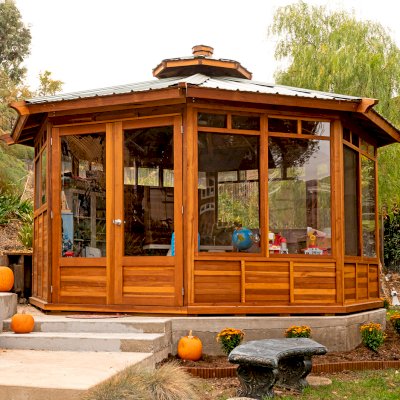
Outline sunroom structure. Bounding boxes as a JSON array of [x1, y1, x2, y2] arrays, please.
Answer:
[[9, 45, 400, 314]]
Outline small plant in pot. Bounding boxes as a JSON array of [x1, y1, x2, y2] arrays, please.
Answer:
[[360, 322, 385, 352], [285, 325, 312, 338], [216, 327, 245, 355]]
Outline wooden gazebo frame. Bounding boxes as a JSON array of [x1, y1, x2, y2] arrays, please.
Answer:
[[8, 45, 400, 315]]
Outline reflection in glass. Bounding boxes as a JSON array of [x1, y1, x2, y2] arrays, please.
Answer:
[[268, 118, 297, 133], [344, 146, 359, 255], [301, 121, 330, 136], [197, 113, 227, 128], [361, 156, 376, 257], [232, 115, 260, 130], [268, 137, 331, 255], [41, 147, 47, 204], [198, 133, 260, 253], [60, 133, 106, 257], [35, 158, 40, 208], [123, 126, 174, 256]]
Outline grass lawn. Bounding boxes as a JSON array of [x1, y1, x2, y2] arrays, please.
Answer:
[[277, 370, 400, 400]]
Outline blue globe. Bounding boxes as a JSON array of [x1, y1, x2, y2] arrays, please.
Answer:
[[232, 227, 254, 251]]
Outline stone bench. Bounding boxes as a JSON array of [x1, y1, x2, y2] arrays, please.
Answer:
[[228, 338, 327, 399]]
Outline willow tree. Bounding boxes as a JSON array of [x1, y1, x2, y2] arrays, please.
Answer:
[[269, 1, 400, 211]]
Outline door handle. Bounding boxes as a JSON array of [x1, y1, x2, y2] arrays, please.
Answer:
[[112, 219, 123, 226]]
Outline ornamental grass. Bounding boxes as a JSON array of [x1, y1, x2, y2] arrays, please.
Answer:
[[360, 322, 385, 352], [83, 361, 201, 400], [285, 325, 312, 338], [216, 327, 245, 355]]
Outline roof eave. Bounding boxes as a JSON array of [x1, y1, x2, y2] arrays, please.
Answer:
[[185, 86, 362, 112], [362, 109, 400, 145]]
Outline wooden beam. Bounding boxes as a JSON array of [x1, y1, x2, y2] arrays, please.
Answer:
[[11, 114, 29, 143]]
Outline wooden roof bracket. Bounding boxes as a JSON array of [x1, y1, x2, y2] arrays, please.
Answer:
[[9, 101, 30, 143], [356, 98, 378, 113]]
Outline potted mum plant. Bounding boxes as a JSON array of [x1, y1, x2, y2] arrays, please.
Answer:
[[216, 327, 245, 355]]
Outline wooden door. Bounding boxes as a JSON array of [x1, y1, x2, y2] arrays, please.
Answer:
[[113, 116, 183, 307]]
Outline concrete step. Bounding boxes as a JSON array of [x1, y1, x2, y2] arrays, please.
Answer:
[[0, 331, 169, 353], [0, 349, 154, 400], [3, 315, 172, 334]]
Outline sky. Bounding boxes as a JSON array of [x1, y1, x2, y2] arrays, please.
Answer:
[[14, 0, 400, 94]]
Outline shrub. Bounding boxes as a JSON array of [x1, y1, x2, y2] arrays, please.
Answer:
[[18, 216, 33, 248], [0, 190, 32, 225], [360, 322, 385, 352], [83, 361, 200, 400], [382, 297, 390, 309], [390, 313, 400, 335], [285, 325, 311, 338], [216, 327, 245, 355]]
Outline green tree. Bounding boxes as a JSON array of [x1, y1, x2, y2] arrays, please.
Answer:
[[269, 1, 400, 210], [0, 0, 31, 84]]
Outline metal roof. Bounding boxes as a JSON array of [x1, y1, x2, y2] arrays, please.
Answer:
[[25, 73, 362, 105]]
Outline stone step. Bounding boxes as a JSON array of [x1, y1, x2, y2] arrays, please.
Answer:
[[3, 315, 171, 334], [0, 349, 154, 400], [0, 331, 169, 353]]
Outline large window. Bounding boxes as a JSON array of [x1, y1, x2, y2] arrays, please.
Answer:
[[123, 126, 174, 256], [343, 146, 359, 255], [60, 133, 106, 258], [268, 137, 331, 255], [198, 132, 260, 253], [343, 129, 377, 257]]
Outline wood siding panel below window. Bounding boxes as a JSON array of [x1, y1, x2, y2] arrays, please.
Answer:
[[369, 264, 379, 298], [194, 261, 241, 303], [59, 266, 106, 304], [122, 266, 176, 306], [293, 262, 336, 303], [357, 264, 368, 300], [245, 262, 290, 304], [344, 263, 357, 301]]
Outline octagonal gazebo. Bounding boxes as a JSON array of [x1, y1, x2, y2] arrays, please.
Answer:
[[8, 45, 400, 314]]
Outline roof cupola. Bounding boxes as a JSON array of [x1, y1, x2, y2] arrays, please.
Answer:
[[152, 44, 252, 80]]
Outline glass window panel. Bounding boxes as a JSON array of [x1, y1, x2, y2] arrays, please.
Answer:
[[352, 133, 359, 147], [34, 158, 40, 209], [124, 167, 136, 185], [368, 144, 375, 156], [197, 113, 227, 128], [343, 128, 351, 142], [218, 171, 238, 182], [60, 133, 106, 258], [232, 115, 260, 130], [163, 169, 174, 187], [138, 167, 159, 186], [360, 139, 368, 153], [344, 146, 359, 255], [198, 133, 260, 253], [268, 137, 331, 255], [301, 121, 330, 136], [268, 118, 298, 133], [361, 155, 376, 257], [41, 147, 47, 205], [123, 126, 174, 256]]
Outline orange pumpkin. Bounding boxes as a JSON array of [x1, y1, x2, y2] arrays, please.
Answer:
[[10, 313, 35, 334], [177, 330, 202, 361], [0, 266, 14, 292]]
